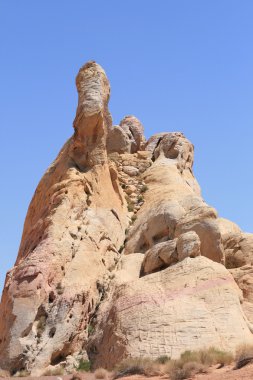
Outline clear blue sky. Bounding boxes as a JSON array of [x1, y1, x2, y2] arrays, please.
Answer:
[[0, 1, 253, 295]]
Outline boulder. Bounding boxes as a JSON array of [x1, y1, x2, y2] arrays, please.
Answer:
[[177, 231, 201, 261], [90, 257, 253, 369]]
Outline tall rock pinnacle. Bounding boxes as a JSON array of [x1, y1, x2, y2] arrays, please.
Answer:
[[70, 61, 112, 169], [1, 61, 253, 376]]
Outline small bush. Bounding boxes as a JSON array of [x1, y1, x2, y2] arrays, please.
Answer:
[[166, 347, 233, 380], [127, 203, 134, 212], [77, 359, 91, 372], [156, 355, 170, 364], [131, 214, 137, 222], [235, 344, 253, 369], [140, 185, 148, 193], [114, 357, 160, 379], [94, 368, 108, 379], [88, 324, 94, 336], [137, 195, 144, 203], [169, 366, 191, 380]]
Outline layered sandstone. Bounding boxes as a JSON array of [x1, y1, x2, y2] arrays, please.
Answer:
[[0, 61, 253, 375]]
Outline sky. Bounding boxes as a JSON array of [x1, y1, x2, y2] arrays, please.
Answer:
[[0, 0, 253, 295]]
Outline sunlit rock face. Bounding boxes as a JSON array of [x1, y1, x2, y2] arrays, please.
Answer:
[[1, 61, 253, 376]]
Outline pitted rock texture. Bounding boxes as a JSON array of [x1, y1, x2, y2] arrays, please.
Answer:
[[0, 62, 128, 375], [89, 257, 253, 369], [1, 60, 253, 376]]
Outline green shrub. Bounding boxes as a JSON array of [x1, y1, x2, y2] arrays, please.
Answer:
[[137, 195, 144, 203], [140, 185, 148, 193], [165, 347, 233, 380], [131, 214, 137, 222], [88, 324, 94, 336], [127, 203, 134, 212], [156, 355, 170, 364], [77, 359, 91, 372]]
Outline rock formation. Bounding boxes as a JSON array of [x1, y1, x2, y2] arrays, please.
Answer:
[[0, 61, 253, 375]]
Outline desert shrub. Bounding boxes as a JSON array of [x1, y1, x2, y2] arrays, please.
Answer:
[[114, 357, 160, 379], [168, 366, 191, 380], [166, 347, 233, 380], [88, 324, 94, 336], [137, 195, 144, 203], [131, 214, 137, 222], [140, 185, 148, 193], [127, 203, 134, 212], [179, 347, 233, 367], [235, 344, 253, 369], [94, 368, 108, 379], [156, 355, 170, 364], [43, 366, 64, 376], [77, 359, 91, 372]]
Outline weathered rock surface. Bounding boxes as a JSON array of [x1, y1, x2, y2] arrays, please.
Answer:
[[89, 257, 253, 369], [0, 62, 127, 375], [124, 132, 224, 265], [1, 61, 253, 376], [107, 116, 145, 154]]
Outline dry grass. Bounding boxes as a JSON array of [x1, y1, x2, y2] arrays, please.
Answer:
[[165, 347, 233, 380], [114, 357, 161, 379], [13, 370, 30, 377], [235, 344, 253, 369], [43, 366, 64, 376], [94, 368, 108, 379], [69, 372, 83, 380]]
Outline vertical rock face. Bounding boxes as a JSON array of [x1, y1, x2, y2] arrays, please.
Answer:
[[0, 62, 127, 374], [1, 60, 253, 375]]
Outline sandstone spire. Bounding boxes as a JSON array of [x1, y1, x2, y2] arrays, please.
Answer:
[[1, 61, 253, 376], [70, 61, 112, 169]]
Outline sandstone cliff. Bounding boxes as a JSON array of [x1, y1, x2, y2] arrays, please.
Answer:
[[0, 61, 253, 375]]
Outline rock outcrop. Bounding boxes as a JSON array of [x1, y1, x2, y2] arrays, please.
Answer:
[[0, 61, 253, 375], [0, 62, 127, 375], [89, 257, 253, 370]]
